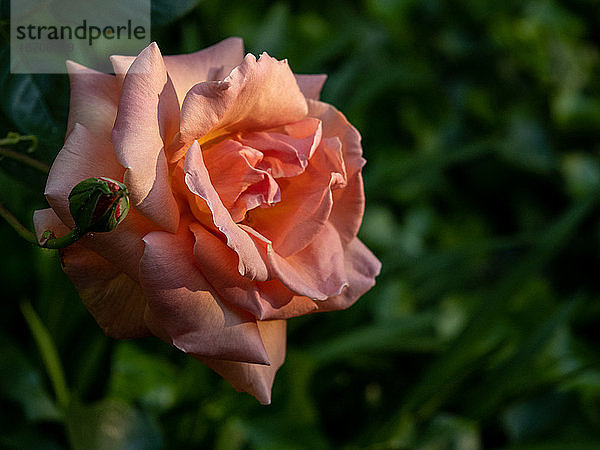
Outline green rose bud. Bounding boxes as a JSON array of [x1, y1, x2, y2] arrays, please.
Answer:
[[40, 177, 130, 249], [68, 177, 130, 233]]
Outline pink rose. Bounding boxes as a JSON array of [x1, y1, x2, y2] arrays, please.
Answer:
[[34, 38, 381, 404]]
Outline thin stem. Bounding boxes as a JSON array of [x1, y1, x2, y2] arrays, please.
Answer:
[[0, 147, 50, 174], [41, 227, 83, 249], [0, 202, 38, 244]]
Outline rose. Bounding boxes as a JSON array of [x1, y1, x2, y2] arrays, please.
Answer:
[[34, 38, 381, 404]]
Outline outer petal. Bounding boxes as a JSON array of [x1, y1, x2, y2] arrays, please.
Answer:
[[81, 208, 158, 281], [268, 222, 348, 300], [197, 320, 286, 405], [112, 42, 180, 232], [256, 279, 318, 319], [317, 238, 382, 311], [140, 228, 270, 365], [184, 141, 269, 281], [295, 74, 327, 100], [163, 37, 245, 105], [45, 123, 125, 228], [180, 53, 308, 145], [109, 54, 135, 88], [308, 99, 366, 244], [33, 209, 150, 338], [65, 61, 119, 141]]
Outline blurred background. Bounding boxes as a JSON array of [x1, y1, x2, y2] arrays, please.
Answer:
[[2, 0, 600, 448]]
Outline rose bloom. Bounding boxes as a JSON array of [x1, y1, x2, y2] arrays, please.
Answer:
[[34, 38, 381, 404]]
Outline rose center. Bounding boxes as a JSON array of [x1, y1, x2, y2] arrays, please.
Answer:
[[201, 118, 323, 223]]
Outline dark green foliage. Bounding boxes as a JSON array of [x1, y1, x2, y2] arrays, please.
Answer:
[[1, 0, 600, 448]]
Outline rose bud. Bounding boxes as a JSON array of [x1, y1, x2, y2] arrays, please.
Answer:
[[38, 177, 130, 250], [68, 176, 130, 233]]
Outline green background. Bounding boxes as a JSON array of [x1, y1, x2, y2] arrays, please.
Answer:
[[1, 0, 600, 448]]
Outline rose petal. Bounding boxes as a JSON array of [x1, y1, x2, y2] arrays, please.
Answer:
[[109, 55, 134, 88], [81, 207, 158, 281], [33, 207, 70, 240], [163, 37, 245, 106], [140, 228, 270, 365], [33, 209, 150, 338], [317, 237, 382, 311], [295, 74, 327, 100], [65, 61, 119, 141], [256, 279, 318, 319], [308, 99, 366, 244], [268, 222, 348, 300], [45, 123, 125, 228], [112, 42, 180, 232], [184, 141, 269, 281], [190, 222, 316, 320], [180, 53, 308, 145], [202, 139, 280, 222], [237, 118, 321, 178], [196, 319, 286, 404], [246, 136, 343, 258], [190, 221, 263, 318]]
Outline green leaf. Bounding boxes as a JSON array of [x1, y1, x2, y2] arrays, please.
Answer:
[[0, 333, 61, 422], [20, 299, 70, 410]]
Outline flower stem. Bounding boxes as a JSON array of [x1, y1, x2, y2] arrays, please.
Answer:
[[0, 147, 50, 174], [40, 227, 84, 249], [0, 202, 38, 244]]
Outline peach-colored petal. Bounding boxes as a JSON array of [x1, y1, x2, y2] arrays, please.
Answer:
[[202, 139, 280, 222], [184, 141, 269, 281], [180, 53, 308, 145], [112, 42, 180, 232], [308, 99, 366, 244], [256, 279, 318, 319], [33, 207, 70, 240], [163, 37, 245, 106], [246, 136, 343, 258], [317, 238, 381, 311], [140, 228, 270, 365], [45, 123, 125, 228], [190, 222, 316, 320], [330, 171, 365, 242], [81, 207, 158, 281], [237, 118, 321, 178], [65, 61, 119, 141], [196, 319, 286, 404], [268, 222, 348, 300], [109, 53, 134, 88], [33, 209, 150, 338], [190, 221, 263, 318], [295, 74, 327, 100], [130, 148, 180, 232]]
